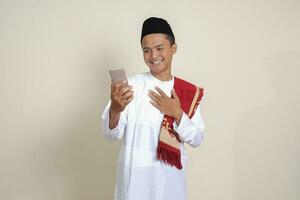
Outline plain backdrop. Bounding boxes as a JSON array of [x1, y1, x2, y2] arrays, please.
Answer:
[[0, 0, 299, 200]]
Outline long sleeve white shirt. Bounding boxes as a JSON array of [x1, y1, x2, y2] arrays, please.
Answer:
[[101, 72, 205, 200]]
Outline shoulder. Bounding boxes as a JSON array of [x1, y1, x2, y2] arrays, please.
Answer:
[[174, 76, 203, 90], [174, 76, 204, 99]]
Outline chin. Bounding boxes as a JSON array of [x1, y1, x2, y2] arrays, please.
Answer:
[[148, 63, 164, 71], [149, 66, 164, 74]]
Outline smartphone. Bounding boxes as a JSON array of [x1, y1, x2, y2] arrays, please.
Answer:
[[109, 69, 128, 84]]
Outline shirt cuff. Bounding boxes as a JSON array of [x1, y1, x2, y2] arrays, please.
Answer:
[[101, 105, 125, 141], [173, 112, 190, 134]]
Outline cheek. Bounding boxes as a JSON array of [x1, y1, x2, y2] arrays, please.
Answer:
[[143, 54, 149, 61], [162, 52, 172, 61]]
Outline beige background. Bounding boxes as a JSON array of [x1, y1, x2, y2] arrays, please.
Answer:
[[0, 0, 299, 200]]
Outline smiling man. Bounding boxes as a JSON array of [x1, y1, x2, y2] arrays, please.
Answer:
[[102, 17, 205, 200]]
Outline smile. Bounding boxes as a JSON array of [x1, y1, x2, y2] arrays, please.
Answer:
[[150, 59, 164, 65]]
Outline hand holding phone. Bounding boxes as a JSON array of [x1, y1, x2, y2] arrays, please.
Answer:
[[108, 69, 134, 119]]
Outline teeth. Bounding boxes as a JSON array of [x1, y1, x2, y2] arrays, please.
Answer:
[[153, 59, 163, 64]]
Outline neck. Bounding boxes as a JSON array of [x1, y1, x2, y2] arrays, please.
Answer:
[[151, 72, 172, 81], [150, 70, 172, 81]]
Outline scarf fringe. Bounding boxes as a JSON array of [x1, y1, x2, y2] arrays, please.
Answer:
[[157, 141, 183, 170]]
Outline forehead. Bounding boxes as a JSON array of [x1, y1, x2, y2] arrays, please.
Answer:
[[141, 33, 169, 48]]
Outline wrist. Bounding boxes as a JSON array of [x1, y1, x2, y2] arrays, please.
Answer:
[[109, 107, 120, 117], [174, 108, 183, 125], [109, 107, 121, 129]]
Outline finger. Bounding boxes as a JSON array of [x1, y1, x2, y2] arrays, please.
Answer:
[[111, 84, 120, 97], [111, 84, 119, 95], [148, 91, 161, 104], [119, 85, 133, 96], [114, 80, 127, 88], [111, 81, 119, 91], [112, 81, 122, 90], [122, 95, 134, 106], [114, 81, 128, 93], [155, 87, 167, 98], [171, 89, 179, 100], [150, 100, 160, 110], [148, 90, 162, 99], [111, 83, 114, 93], [121, 91, 134, 101]]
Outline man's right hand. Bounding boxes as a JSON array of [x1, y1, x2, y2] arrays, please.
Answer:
[[109, 81, 134, 128]]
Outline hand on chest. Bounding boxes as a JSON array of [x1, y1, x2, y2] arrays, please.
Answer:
[[134, 83, 173, 124]]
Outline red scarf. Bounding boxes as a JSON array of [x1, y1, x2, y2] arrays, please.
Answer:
[[156, 77, 204, 169]]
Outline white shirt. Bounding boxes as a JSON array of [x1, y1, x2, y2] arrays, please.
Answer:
[[102, 72, 205, 200]]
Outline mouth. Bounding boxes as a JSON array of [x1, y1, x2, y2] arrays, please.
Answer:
[[149, 58, 164, 65]]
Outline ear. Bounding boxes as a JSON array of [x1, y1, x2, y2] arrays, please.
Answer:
[[172, 43, 177, 55]]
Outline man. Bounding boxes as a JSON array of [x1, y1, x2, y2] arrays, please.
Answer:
[[102, 17, 205, 200]]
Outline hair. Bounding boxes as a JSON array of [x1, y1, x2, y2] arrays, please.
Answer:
[[165, 34, 175, 46]]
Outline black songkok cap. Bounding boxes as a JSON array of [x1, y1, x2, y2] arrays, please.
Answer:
[[141, 17, 175, 42]]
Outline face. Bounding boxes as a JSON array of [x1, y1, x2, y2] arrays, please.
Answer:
[[141, 33, 177, 79]]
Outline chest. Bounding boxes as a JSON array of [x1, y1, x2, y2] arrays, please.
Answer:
[[128, 81, 173, 125]]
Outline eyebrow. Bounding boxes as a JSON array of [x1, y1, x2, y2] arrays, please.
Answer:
[[143, 44, 164, 50]]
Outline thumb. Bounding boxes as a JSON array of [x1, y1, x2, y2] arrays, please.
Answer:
[[111, 83, 115, 94], [172, 89, 179, 100]]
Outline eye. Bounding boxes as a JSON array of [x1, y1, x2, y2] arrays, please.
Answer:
[[143, 49, 149, 53], [157, 47, 163, 51]]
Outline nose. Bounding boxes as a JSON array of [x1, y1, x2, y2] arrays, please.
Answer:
[[150, 49, 158, 59]]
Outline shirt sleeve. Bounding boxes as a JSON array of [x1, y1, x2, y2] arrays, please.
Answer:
[[101, 101, 128, 141], [173, 105, 205, 148]]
